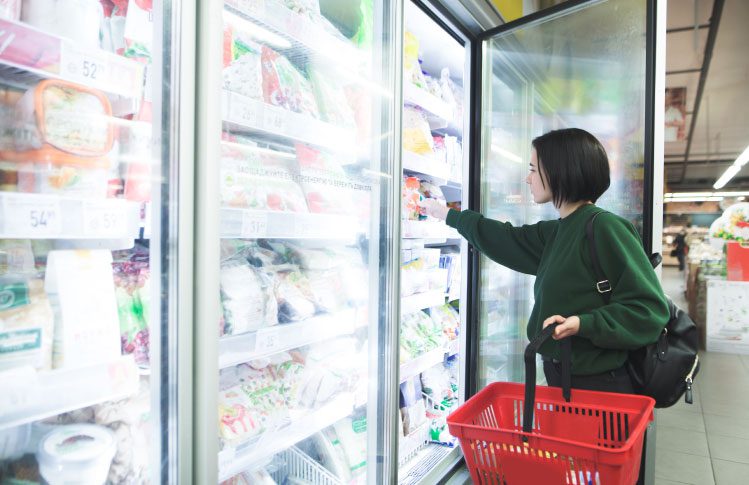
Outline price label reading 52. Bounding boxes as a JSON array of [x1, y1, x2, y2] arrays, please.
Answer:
[[61, 41, 107, 86]]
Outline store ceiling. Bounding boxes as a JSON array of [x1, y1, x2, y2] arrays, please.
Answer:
[[442, 0, 749, 192], [664, 0, 749, 191]]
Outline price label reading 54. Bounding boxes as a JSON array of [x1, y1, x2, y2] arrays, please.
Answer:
[[2, 194, 62, 237]]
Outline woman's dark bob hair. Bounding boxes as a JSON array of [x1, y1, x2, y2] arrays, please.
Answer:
[[531, 128, 610, 207]]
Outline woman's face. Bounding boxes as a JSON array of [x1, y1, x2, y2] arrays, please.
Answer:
[[527, 149, 553, 204]]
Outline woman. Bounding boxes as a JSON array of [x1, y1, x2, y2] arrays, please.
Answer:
[[422, 128, 669, 394]]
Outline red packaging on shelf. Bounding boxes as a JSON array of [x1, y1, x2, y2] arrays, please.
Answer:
[[726, 242, 749, 281]]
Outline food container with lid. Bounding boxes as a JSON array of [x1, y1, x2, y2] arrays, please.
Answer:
[[37, 424, 116, 485]]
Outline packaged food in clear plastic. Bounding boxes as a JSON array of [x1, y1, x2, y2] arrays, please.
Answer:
[[222, 26, 263, 101], [220, 258, 278, 336], [273, 267, 317, 323], [295, 143, 358, 215], [0, 277, 54, 371], [402, 107, 433, 155], [261, 46, 320, 119]]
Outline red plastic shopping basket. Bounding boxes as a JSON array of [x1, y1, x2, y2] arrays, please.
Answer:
[[447, 324, 655, 485]]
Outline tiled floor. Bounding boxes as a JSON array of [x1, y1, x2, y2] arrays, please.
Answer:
[[655, 267, 749, 485]]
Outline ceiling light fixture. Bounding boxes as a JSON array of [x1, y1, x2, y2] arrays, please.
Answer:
[[713, 145, 749, 189]]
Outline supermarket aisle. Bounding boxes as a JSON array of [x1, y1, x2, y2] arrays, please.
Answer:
[[655, 267, 749, 485]]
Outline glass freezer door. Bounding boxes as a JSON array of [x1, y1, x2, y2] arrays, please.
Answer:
[[477, 0, 654, 390], [199, 1, 400, 483], [0, 0, 181, 483]]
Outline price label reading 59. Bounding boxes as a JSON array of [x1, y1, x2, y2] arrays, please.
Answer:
[[83, 202, 126, 238]]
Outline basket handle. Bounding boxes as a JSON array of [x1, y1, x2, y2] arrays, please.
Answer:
[[522, 322, 572, 438]]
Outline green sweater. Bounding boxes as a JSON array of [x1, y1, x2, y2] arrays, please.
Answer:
[[446, 203, 669, 375]]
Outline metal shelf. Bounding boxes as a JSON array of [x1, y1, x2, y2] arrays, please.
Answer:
[[0, 19, 144, 98], [0, 192, 141, 241], [401, 290, 445, 315], [219, 308, 363, 369], [399, 347, 445, 384], [220, 207, 363, 240], [222, 90, 356, 155], [225, 0, 364, 71], [218, 393, 355, 482], [0, 356, 140, 430], [403, 83, 453, 123], [402, 220, 459, 239]]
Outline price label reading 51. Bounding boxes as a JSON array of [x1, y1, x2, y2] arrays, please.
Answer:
[[2, 194, 62, 237]]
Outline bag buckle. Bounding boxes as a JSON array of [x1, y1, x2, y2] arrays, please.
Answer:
[[596, 280, 612, 294]]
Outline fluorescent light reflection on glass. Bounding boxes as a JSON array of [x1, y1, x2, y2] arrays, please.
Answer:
[[713, 144, 749, 189], [223, 11, 292, 50], [490, 144, 523, 164]]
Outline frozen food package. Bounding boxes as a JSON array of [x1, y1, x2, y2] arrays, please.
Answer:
[[273, 267, 316, 323], [313, 428, 351, 482], [428, 304, 460, 341], [402, 107, 434, 155], [418, 180, 445, 201], [295, 143, 359, 215], [261, 46, 320, 119], [0, 278, 54, 371], [399, 376, 426, 436], [0, 0, 21, 20], [222, 25, 263, 101], [218, 385, 265, 442], [441, 68, 464, 123], [402, 175, 424, 221], [0, 239, 36, 276], [307, 66, 356, 128], [112, 254, 151, 369], [220, 258, 278, 336], [12, 80, 114, 158], [305, 269, 349, 313], [333, 415, 367, 480], [220, 141, 308, 212], [403, 31, 426, 89], [22, 0, 103, 49], [400, 258, 428, 296]]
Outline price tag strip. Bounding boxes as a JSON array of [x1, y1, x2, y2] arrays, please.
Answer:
[[1, 193, 62, 237], [241, 211, 268, 238], [82, 200, 127, 238], [60, 40, 144, 98], [254, 326, 281, 355]]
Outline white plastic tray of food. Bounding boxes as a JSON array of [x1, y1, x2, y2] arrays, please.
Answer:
[[219, 308, 362, 369], [403, 83, 453, 123], [220, 207, 362, 240], [0, 355, 140, 430], [0, 192, 141, 240], [218, 393, 355, 482], [0, 19, 144, 98], [401, 290, 445, 315], [399, 347, 445, 384], [402, 220, 459, 239], [221, 90, 357, 155], [402, 150, 451, 184], [225, 0, 363, 70]]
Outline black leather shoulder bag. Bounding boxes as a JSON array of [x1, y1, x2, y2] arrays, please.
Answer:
[[585, 212, 700, 408]]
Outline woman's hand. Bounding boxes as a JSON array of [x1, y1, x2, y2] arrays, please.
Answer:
[[419, 198, 450, 220], [543, 315, 581, 339]]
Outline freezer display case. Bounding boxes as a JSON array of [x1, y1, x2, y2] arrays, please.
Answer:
[[204, 1, 400, 484], [397, 2, 468, 483], [0, 0, 179, 483], [476, 0, 655, 391]]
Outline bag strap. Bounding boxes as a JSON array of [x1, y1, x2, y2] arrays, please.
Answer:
[[585, 212, 612, 304], [522, 322, 571, 438]]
